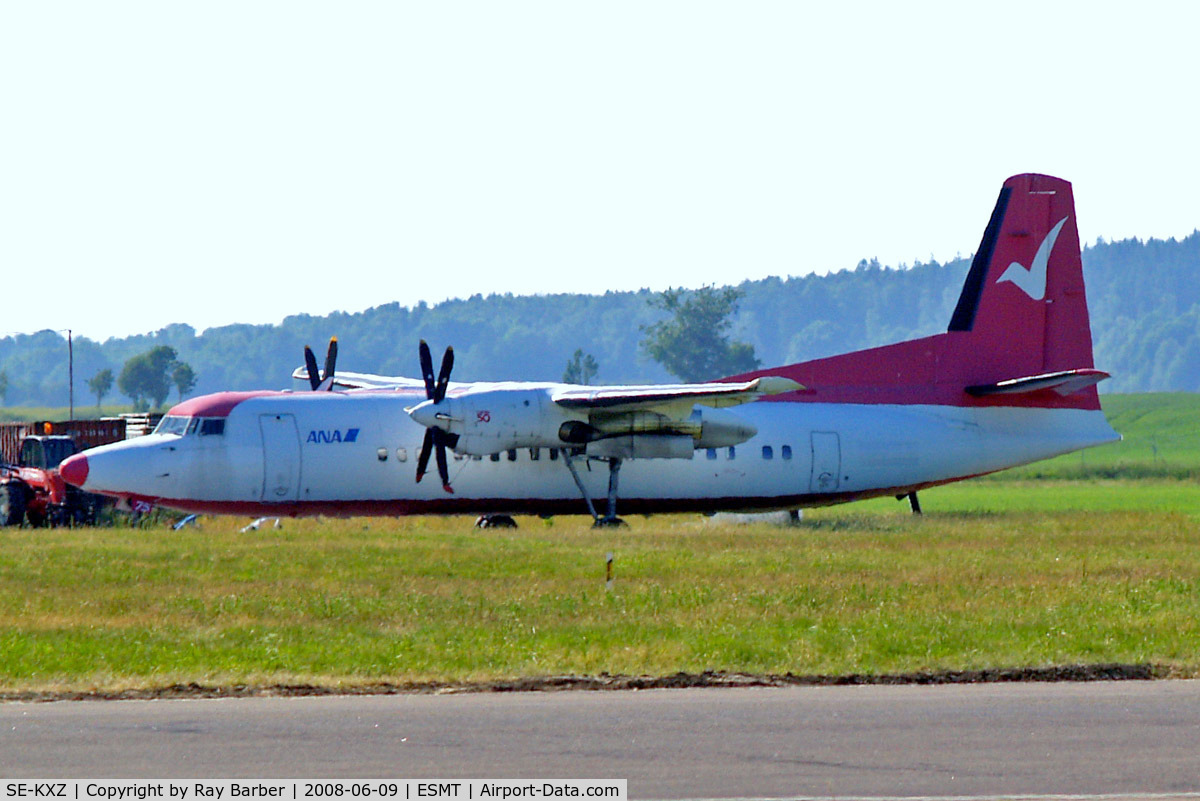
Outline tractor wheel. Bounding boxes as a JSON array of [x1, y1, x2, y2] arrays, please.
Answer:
[[25, 505, 46, 528], [49, 505, 69, 528], [0, 482, 28, 527]]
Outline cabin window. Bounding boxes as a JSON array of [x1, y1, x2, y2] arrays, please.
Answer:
[[706, 448, 717, 460], [507, 449, 517, 462], [200, 419, 225, 436], [529, 448, 540, 461], [377, 448, 388, 462], [396, 447, 408, 462], [762, 445, 773, 460], [727, 446, 736, 460], [490, 452, 501, 462], [781, 445, 792, 460]]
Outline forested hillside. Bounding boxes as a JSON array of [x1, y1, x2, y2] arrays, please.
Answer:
[[2, 232, 1197, 407]]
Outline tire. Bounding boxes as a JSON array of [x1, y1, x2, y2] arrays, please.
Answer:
[[49, 505, 70, 528], [0, 482, 27, 527], [61, 489, 104, 527]]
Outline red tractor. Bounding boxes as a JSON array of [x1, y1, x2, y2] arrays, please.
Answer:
[[0, 421, 126, 527]]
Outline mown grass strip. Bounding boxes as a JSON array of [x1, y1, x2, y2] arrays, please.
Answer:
[[2, 483, 1200, 694]]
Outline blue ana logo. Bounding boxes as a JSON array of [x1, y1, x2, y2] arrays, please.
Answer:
[[306, 428, 360, 444]]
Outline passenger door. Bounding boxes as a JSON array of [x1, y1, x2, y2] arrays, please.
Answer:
[[260, 414, 301, 501], [809, 431, 841, 494]]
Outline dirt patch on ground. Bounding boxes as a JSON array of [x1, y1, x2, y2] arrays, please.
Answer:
[[0, 663, 1171, 703]]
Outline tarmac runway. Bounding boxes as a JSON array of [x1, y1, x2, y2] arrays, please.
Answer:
[[3, 680, 1200, 799]]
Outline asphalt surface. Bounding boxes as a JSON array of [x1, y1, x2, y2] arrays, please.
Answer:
[[3, 681, 1200, 799]]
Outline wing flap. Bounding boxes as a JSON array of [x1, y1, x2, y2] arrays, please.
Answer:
[[552, 376, 803, 412]]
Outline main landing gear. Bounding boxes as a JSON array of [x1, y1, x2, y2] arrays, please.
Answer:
[[895, 491, 922, 515], [561, 449, 627, 528]]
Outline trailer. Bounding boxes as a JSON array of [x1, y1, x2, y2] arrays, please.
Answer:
[[0, 419, 128, 527]]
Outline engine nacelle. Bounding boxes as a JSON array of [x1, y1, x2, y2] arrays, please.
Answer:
[[429, 386, 584, 456], [690, 407, 758, 449], [408, 385, 760, 458], [587, 435, 695, 460]]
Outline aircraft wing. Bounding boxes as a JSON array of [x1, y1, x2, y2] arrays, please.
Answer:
[[289, 367, 426, 392], [551, 376, 803, 413]]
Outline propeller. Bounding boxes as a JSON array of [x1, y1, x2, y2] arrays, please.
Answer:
[[414, 340, 456, 493], [303, 337, 338, 391]]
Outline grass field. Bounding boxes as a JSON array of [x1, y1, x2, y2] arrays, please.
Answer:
[[999, 393, 1200, 479], [2, 483, 1199, 694], [0, 404, 137, 423], [1, 393, 1198, 695]]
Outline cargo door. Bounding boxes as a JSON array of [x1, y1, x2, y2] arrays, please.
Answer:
[[809, 431, 841, 494], [260, 414, 301, 501]]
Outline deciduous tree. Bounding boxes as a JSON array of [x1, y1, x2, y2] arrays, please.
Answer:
[[563, 349, 599, 384], [119, 346, 178, 410], [172, 362, 197, 400], [87, 368, 113, 410], [640, 286, 759, 382]]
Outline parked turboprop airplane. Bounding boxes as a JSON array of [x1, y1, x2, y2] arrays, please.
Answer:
[[60, 174, 1119, 525]]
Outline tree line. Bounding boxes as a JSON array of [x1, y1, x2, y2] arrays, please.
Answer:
[[0, 346, 197, 412], [0, 231, 1197, 409]]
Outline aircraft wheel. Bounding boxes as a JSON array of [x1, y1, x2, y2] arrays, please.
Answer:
[[0, 482, 27, 527], [592, 516, 627, 529], [475, 514, 518, 529]]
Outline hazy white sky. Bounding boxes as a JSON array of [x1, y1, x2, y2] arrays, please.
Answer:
[[2, 1, 1197, 340]]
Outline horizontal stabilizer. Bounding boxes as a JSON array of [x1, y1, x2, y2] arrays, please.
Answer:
[[965, 368, 1110, 398]]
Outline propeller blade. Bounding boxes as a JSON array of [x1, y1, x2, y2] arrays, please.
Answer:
[[419, 340, 436, 399], [433, 346, 454, 404], [303, 346, 321, 391], [415, 428, 434, 484], [415, 341, 456, 492], [323, 337, 338, 386], [433, 429, 453, 494]]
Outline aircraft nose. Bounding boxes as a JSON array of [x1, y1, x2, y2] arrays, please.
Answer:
[[60, 453, 89, 487]]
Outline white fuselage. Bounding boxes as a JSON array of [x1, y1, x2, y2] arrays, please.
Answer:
[[75, 389, 1119, 517]]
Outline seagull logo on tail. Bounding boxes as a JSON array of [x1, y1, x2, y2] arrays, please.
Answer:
[[997, 216, 1069, 301]]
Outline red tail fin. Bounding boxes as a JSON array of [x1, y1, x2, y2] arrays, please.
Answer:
[[735, 174, 1104, 409], [948, 173, 1095, 377]]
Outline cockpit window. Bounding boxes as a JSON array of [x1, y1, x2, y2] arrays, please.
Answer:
[[155, 416, 190, 436], [156, 415, 226, 437]]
